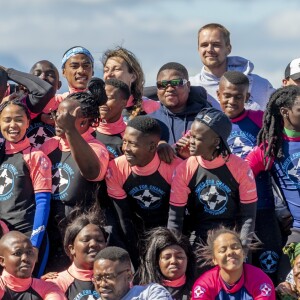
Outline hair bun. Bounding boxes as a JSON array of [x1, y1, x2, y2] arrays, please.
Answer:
[[88, 77, 107, 106]]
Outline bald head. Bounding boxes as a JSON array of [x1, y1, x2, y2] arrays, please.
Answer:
[[0, 231, 31, 254]]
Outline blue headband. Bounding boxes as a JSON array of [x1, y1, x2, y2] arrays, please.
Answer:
[[61, 46, 94, 69]]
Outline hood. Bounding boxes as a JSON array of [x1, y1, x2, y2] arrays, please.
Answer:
[[227, 56, 254, 75]]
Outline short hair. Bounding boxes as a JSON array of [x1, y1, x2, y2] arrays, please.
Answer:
[[105, 78, 130, 101], [63, 209, 107, 259], [94, 246, 130, 264], [198, 23, 231, 47], [157, 62, 188, 80], [30, 60, 58, 74], [137, 227, 195, 285], [221, 71, 249, 87], [65, 77, 107, 127], [126, 116, 161, 137]]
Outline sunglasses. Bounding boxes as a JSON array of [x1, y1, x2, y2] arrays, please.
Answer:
[[156, 79, 188, 90]]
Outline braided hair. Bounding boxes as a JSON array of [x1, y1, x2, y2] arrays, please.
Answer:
[[65, 77, 107, 127], [257, 85, 300, 168]]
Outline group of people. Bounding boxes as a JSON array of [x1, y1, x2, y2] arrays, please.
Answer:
[[0, 22, 299, 299]]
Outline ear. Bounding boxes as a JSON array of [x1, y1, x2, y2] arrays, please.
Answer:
[[280, 107, 288, 118], [216, 89, 220, 100], [62, 68, 66, 77], [130, 73, 137, 84], [0, 255, 5, 268], [214, 137, 221, 147], [149, 141, 157, 153], [212, 257, 218, 266], [68, 244, 76, 257], [57, 81, 62, 90], [282, 79, 288, 87], [226, 43, 232, 55], [245, 92, 250, 103]]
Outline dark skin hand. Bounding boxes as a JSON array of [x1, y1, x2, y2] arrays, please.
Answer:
[[157, 141, 176, 164], [55, 105, 100, 180], [175, 135, 190, 159]]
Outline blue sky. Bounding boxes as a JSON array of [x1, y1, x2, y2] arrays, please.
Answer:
[[1, 0, 300, 91]]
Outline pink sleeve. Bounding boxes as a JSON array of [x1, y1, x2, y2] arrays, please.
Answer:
[[32, 279, 67, 299], [0, 220, 9, 234], [47, 270, 73, 293], [192, 274, 213, 300], [142, 98, 160, 114], [245, 145, 273, 177], [159, 157, 183, 184], [88, 141, 109, 182], [227, 155, 257, 203], [105, 157, 128, 199], [169, 157, 198, 207], [23, 148, 52, 193], [42, 94, 63, 114]]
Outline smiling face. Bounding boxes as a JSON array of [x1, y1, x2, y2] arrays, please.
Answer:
[[198, 28, 231, 73], [212, 233, 244, 279], [122, 126, 157, 167], [218, 79, 249, 119], [62, 54, 93, 90], [159, 244, 188, 281], [93, 259, 131, 300], [157, 69, 190, 113], [69, 224, 106, 270], [103, 57, 136, 89], [0, 103, 30, 143], [0, 233, 37, 278], [100, 85, 127, 122]]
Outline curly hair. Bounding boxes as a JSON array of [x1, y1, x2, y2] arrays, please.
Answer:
[[101, 46, 145, 119], [257, 85, 300, 168], [65, 77, 107, 127]]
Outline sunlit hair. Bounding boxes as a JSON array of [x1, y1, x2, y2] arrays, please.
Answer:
[[0, 99, 30, 120], [102, 46, 144, 119], [221, 70, 249, 87], [136, 227, 195, 285], [63, 207, 107, 259], [95, 246, 131, 264], [126, 116, 161, 138], [195, 227, 251, 268], [198, 23, 231, 47], [64, 77, 107, 127], [257, 85, 300, 168], [157, 62, 189, 80]]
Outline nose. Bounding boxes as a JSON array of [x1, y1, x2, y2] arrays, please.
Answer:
[[169, 255, 177, 264], [77, 65, 85, 74], [105, 69, 114, 79], [39, 72, 46, 80], [122, 141, 130, 152]]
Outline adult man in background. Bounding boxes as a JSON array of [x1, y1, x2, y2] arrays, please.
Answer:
[[190, 23, 274, 111]]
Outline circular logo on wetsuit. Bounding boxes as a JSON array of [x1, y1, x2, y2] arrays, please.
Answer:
[[0, 164, 16, 201], [259, 250, 279, 274], [283, 154, 300, 187], [52, 163, 74, 200], [196, 180, 229, 215], [130, 185, 164, 210], [27, 123, 55, 148]]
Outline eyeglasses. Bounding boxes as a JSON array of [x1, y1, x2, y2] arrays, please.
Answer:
[[92, 269, 129, 283], [156, 79, 188, 90]]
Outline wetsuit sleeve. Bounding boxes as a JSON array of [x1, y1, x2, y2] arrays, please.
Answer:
[[6, 68, 55, 114], [237, 202, 257, 247], [32, 279, 67, 299], [167, 205, 186, 232], [245, 145, 273, 177], [112, 196, 139, 269], [31, 192, 50, 248], [168, 158, 196, 231]]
